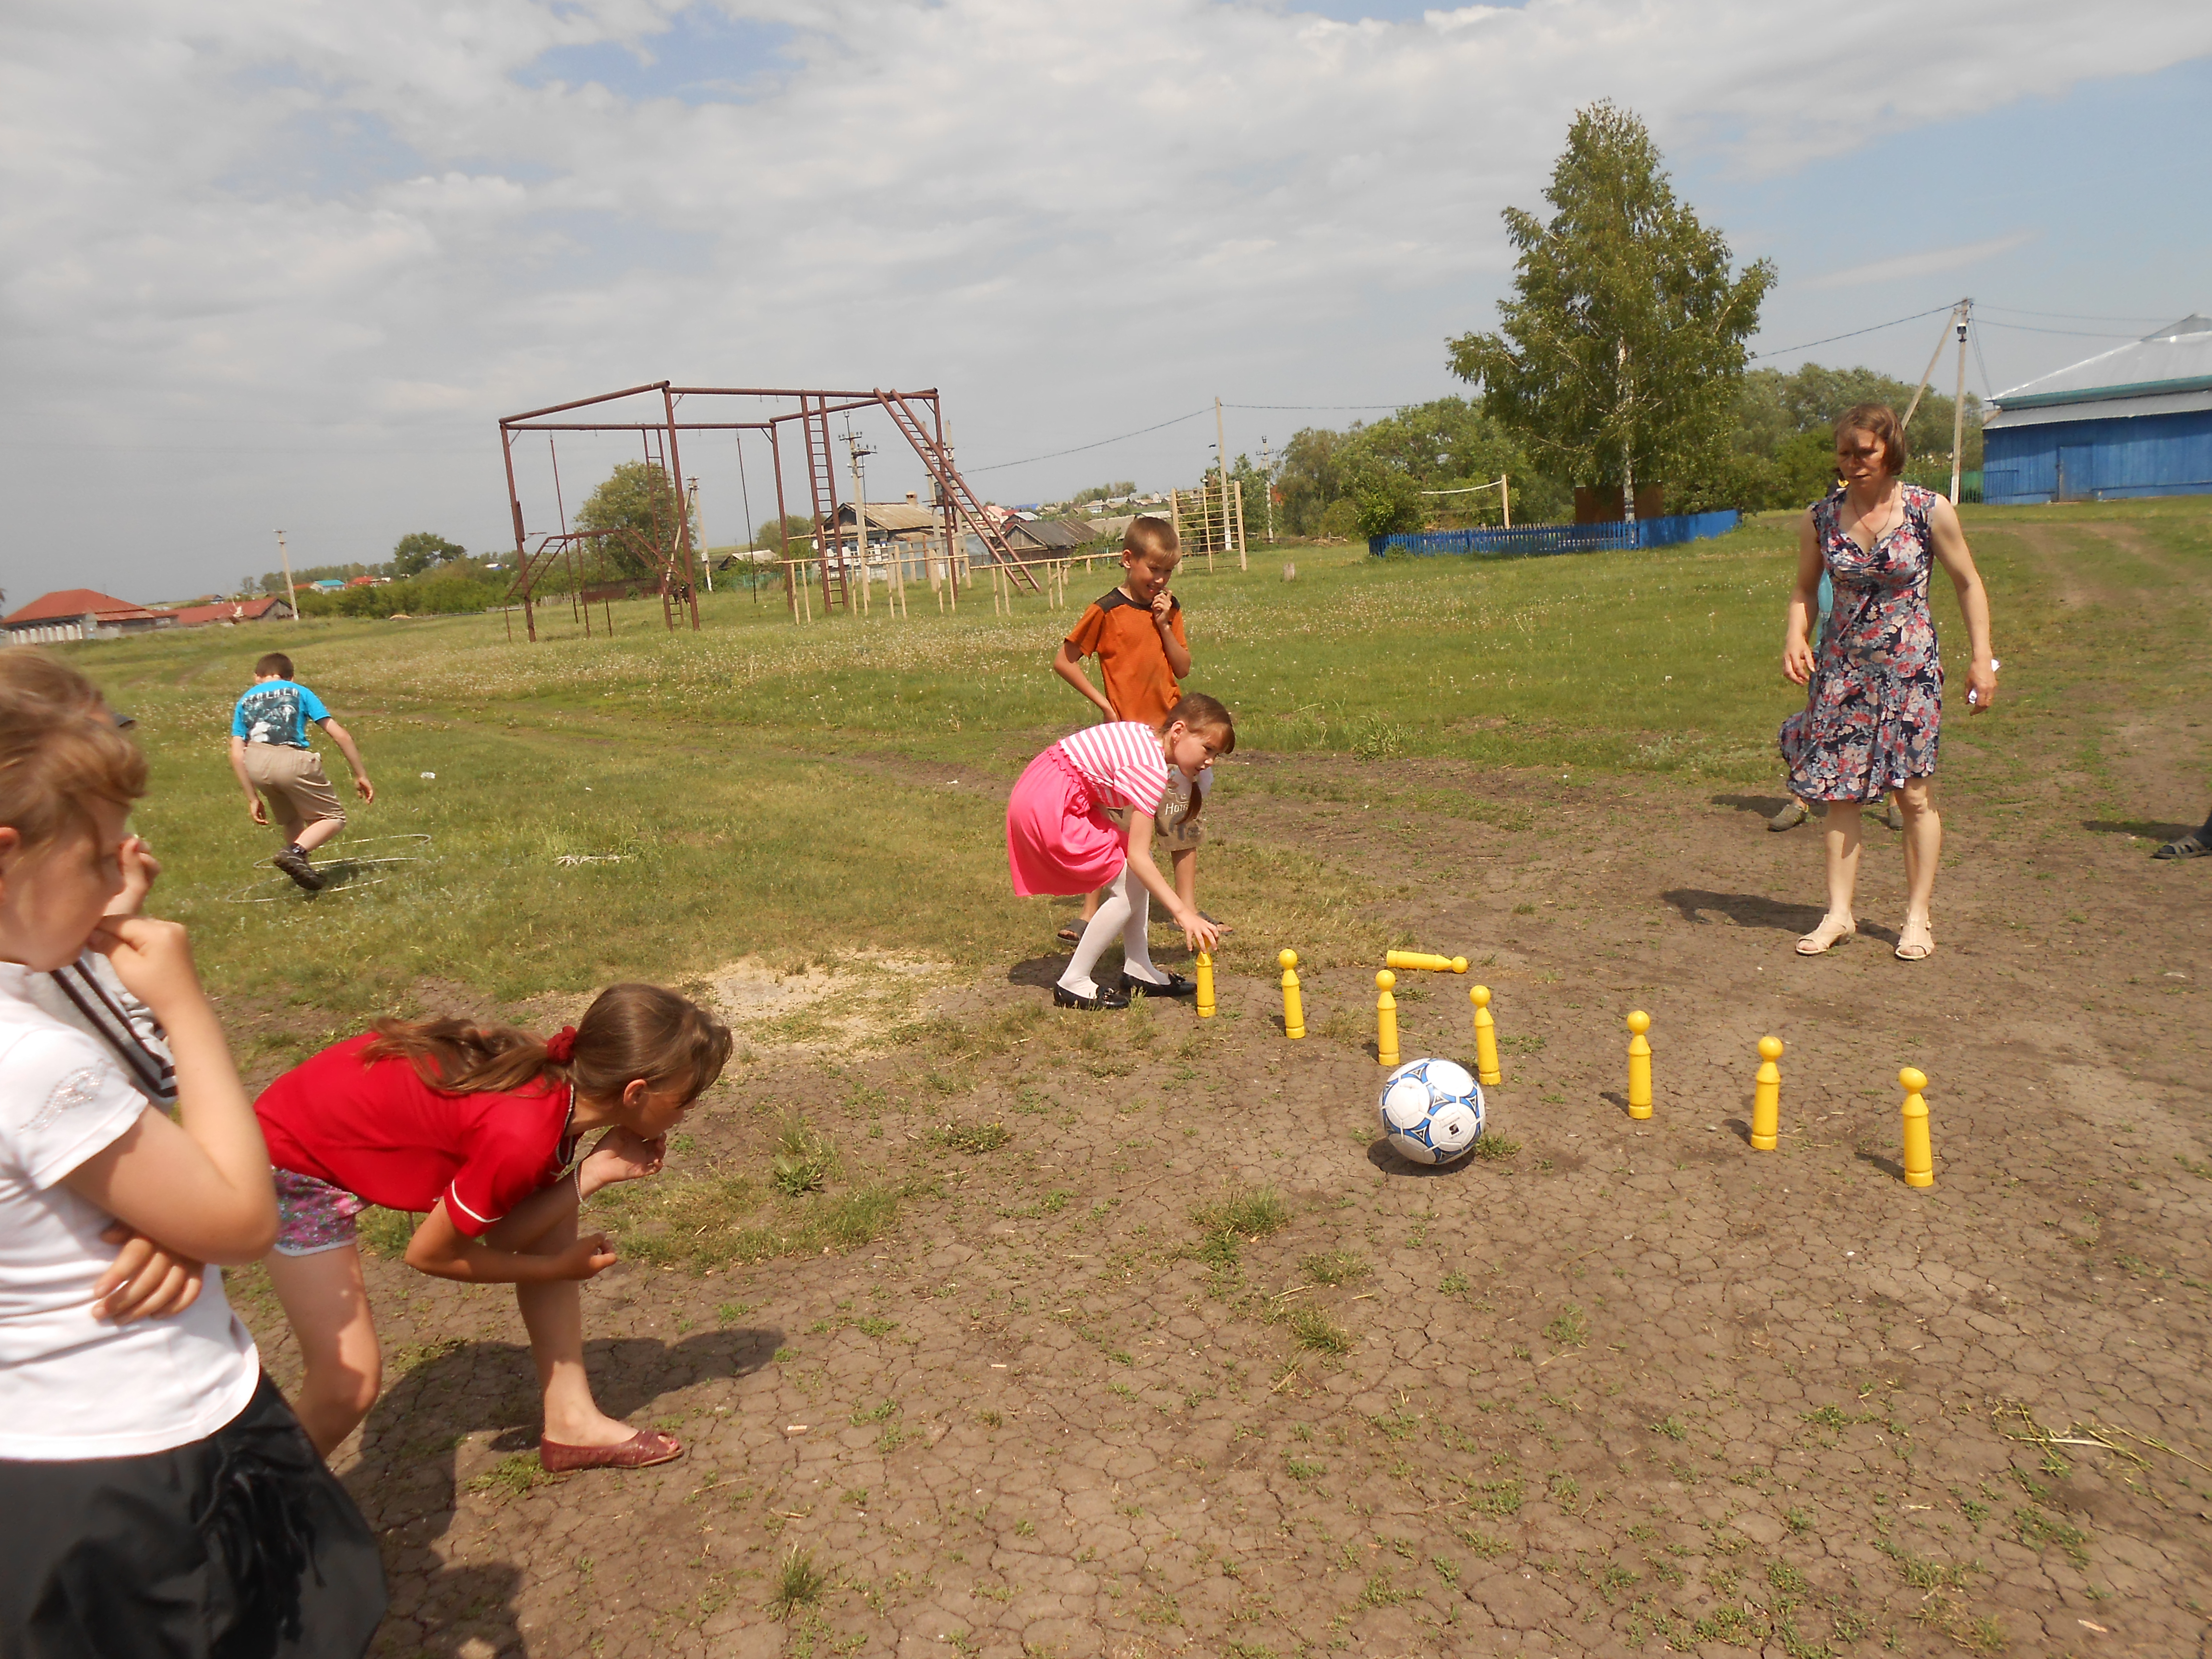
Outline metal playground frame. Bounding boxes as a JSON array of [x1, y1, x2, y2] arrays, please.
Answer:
[[495, 382, 1034, 641]]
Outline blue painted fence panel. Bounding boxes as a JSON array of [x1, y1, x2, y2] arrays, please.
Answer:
[[1368, 509, 1739, 559]]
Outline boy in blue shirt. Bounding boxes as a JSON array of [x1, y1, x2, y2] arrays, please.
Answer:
[[228, 652, 374, 890]]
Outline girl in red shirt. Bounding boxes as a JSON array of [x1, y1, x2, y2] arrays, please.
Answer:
[[255, 984, 731, 1471]]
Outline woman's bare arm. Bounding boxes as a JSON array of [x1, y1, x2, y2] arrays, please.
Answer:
[[1925, 497, 1997, 711], [1782, 509, 1824, 687], [404, 1200, 617, 1284]]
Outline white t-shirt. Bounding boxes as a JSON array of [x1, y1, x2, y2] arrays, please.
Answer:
[[0, 964, 260, 1460]]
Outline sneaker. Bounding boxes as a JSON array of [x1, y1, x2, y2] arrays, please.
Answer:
[[1053, 983, 1130, 1011], [1118, 971, 1196, 999], [1766, 798, 1809, 832], [272, 847, 325, 892]]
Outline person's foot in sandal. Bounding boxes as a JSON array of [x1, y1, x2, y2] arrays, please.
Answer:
[[1881, 795, 1906, 831], [2153, 829, 2211, 860], [1894, 916, 1936, 961], [539, 1427, 684, 1473], [1767, 797, 1809, 831], [1795, 914, 1856, 955], [1056, 923, 1084, 944]]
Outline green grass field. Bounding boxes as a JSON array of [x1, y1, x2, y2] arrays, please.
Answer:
[[63, 496, 2212, 1039]]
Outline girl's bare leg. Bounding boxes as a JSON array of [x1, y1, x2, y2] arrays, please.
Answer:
[[1895, 778, 1941, 955], [511, 1206, 636, 1447], [265, 1245, 382, 1457]]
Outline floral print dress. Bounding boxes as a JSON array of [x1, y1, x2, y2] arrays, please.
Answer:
[[1779, 484, 1943, 803]]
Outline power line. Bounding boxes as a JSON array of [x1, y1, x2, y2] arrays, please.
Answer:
[[1748, 305, 1957, 361], [1223, 401, 1420, 411], [964, 408, 1211, 473], [1976, 318, 2141, 339], [1978, 303, 2169, 324]]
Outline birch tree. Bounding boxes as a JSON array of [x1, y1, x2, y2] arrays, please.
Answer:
[[1448, 103, 1774, 521]]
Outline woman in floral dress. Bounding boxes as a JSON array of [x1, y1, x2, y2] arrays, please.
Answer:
[[1779, 404, 1996, 961]]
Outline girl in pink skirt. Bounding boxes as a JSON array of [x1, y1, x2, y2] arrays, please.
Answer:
[[1008, 693, 1232, 1009]]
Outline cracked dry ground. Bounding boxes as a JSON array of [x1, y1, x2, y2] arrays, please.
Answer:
[[228, 756, 2211, 1659]]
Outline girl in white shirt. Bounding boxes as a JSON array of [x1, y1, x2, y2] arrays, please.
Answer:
[[0, 651, 385, 1657], [1006, 692, 1231, 1009]]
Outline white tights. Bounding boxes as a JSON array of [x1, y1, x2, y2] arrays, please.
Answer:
[[1058, 863, 1166, 996]]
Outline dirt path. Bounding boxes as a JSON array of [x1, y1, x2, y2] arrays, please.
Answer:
[[218, 723, 2212, 1658]]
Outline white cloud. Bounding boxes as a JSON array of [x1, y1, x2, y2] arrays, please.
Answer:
[[1807, 232, 2040, 291], [1, 0, 2208, 593]]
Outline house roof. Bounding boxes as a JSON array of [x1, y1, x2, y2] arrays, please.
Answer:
[[1004, 517, 1101, 550], [1986, 315, 2212, 427], [833, 503, 941, 533], [4, 588, 174, 627], [170, 595, 293, 626]]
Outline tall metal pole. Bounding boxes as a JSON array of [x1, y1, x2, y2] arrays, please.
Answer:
[[1214, 396, 1243, 569], [1949, 299, 1971, 505], [1259, 436, 1275, 546], [274, 529, 298, 623], [769, 420, 795, 623], [691, 477, 711, 592]]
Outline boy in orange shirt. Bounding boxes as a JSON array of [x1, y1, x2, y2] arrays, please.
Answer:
[[1051, 517, 1226, 944]]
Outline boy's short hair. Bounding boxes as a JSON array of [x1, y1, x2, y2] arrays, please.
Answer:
[[255, 652, 295, 680], [0, 650, 147, 857], [1123, 517, 1179, 564]]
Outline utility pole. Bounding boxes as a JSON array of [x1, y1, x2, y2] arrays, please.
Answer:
[[844, 426, 877, 613], [1259, 436, 1275, 545], [274, 529, 297, 622], [689, 477, 711, 592], [1214, 396, 1244, 570], [1949, 299, 1972, 505], [1618, 341, 1636, 528]]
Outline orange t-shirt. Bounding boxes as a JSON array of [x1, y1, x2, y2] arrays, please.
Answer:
[[1065, 589, 1187, 727]]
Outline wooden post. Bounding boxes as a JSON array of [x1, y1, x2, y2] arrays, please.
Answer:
[[1500, 475, 1511, 529], [1233, 479, 1247, 569]]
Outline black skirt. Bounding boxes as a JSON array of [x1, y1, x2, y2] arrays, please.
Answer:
[[0, 1374, 386, 1659]]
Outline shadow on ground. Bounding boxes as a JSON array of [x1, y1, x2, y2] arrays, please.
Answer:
[[1659, 889, 1824, 932], [353, 1328, 780, 1659]]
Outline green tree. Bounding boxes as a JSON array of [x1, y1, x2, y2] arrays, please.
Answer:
[[577, 462, 690, 577], [389, 531, 466, 577], [1447, 101, 1775, 519], [1273, 398, 1569, 534], [752, 512, 817, 553]]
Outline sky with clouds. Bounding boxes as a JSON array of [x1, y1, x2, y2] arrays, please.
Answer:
[[3, 0, 2209, 601]]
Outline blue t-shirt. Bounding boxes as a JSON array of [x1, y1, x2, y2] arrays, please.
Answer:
[[231, 680, 331, 749]]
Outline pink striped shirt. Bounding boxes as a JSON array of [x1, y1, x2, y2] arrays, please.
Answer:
[[1056, 722, 1171, 817]]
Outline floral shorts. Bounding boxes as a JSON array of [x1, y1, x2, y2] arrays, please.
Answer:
[[273, 1168, 370, 1256]]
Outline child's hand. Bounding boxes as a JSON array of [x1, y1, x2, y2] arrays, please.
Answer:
[[577, 1127, 666, 1198], [354, 777, 376, 804], [86, 916, 205, 1016], [1178, 910, 1221, 955], [108, 836, 161, 919], [1150, 591, 1173, 627], [555, 1233, 620, 1280], [92, 1222, 204, 1323], [245, 793, 268, 826]]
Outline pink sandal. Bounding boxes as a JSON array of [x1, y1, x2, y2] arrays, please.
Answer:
[[538, 1428, 685, 1473]]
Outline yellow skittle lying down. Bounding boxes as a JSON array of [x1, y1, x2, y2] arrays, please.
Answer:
[[1385, 950, 1467, 974]]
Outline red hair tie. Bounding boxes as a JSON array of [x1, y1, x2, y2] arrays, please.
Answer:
[[545, 1026, 578, 1065]]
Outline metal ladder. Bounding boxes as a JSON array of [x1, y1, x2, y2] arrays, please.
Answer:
[[874, 390, 1037, 591], [800, 395, 850, 612]]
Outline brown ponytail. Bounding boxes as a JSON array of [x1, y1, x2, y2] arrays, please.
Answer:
[[1157, 692, 1236, 828], [365, 983, 733, 1105]]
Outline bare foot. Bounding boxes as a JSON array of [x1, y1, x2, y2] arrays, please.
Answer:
[[1795, 914, 1857, 956], [1894, 916, 1936, 961], [542, 1409, 645, 1449]]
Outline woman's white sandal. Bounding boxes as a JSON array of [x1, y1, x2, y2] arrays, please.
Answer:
[[1795, 915, 1857, 956], [1894, 919, 1936, 962]]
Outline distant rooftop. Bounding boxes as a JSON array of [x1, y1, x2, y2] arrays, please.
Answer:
[[1988, 314, 2212, 415]]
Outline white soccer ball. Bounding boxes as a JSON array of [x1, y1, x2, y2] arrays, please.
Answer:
[[1378, 1058, 1486, 1166]]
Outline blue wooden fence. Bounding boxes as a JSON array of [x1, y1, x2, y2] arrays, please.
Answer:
[[1368, 509, 1739, 560]]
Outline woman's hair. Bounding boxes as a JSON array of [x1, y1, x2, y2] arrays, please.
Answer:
[[1835, 404, 1909, 476], [1157, 692, 1236, 827], [365, 983, 733, 1108], [0, 650, 147, 858]]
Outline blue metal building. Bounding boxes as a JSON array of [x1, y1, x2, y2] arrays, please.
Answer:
[[1982, 315, 2212, 505]]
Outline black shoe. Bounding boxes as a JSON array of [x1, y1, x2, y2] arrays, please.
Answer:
[[272, 847, 325, 891], [1053, 983, 1130, 1010], [1118, 971, 1196, 999]]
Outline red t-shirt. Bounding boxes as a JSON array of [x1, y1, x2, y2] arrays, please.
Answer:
[[254, 1034, 576, 1237]]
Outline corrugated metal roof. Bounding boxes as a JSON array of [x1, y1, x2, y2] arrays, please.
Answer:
[[3, 588, 172, 626], [1988, 316, 2212, 412]]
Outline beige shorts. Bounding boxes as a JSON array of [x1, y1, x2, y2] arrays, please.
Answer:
[[242, 745, 345, 840]]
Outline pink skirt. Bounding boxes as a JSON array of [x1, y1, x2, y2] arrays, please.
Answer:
[[1006, 746, 1128, 898]]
